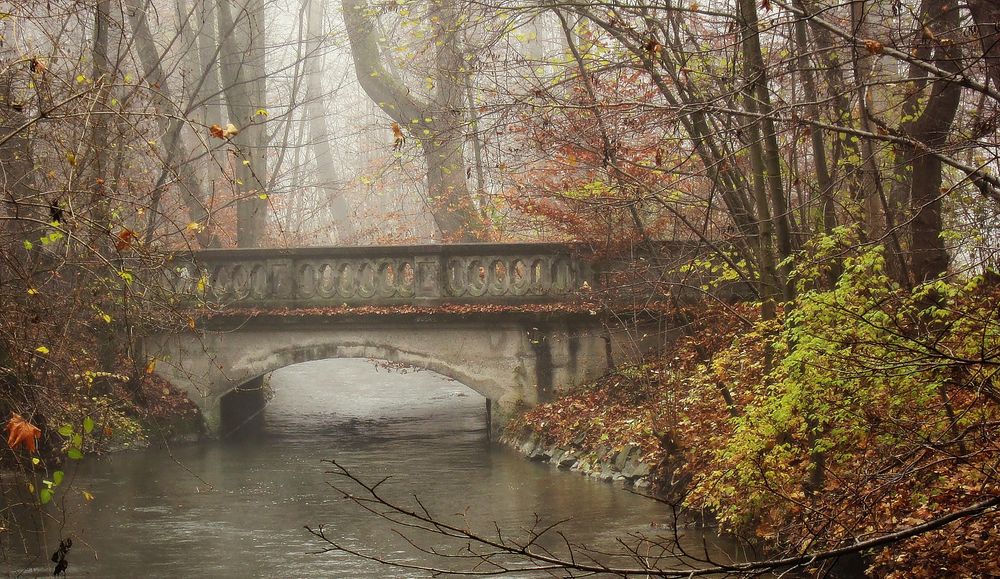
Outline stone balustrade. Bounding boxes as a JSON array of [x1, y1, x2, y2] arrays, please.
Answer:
[[165, 243, 597, 307]]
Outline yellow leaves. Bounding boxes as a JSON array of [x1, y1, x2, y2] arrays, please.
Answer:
[[144, 358, 157, 375], [254, 108, 268, 117], [27, 288, 38, 295], [65, 152, 77, 166], [196, 274, 208, 294], [209, 123, 240, 139], [81, 490, 94, 502], [187, 317, 197, 330], [6, 413, 42, 453], [258, 193, 268, 200], [187, 222, 203, 232], [35, 346, 49, 354]]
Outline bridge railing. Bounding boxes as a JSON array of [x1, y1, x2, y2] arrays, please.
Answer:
[[164, 243, 597, 307]]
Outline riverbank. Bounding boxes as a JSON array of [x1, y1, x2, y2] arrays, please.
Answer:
[[499, 291, 999, 578], [2, 372, 204, 469]]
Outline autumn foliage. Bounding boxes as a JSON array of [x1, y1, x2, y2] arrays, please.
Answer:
[[510, 243, 1000, 577], [6, 413, 42, 454]]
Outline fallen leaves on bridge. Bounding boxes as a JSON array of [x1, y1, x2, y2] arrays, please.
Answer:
[[186, 300, 685, 323]]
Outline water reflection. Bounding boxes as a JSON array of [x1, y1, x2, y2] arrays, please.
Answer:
[[2, 359, 733, 578]]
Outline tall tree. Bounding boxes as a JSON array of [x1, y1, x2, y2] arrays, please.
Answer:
[[305, 0, 355, 242], [217, 0, 269, 248], [342, 0, 485, 241]]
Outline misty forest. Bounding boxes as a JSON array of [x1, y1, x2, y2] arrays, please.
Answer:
[[1, 0, 999, 576]]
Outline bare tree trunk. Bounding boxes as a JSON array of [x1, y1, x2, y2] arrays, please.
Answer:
[[341, 0, 484, 241], [969, 0, 1000, 94], [792, 0, 836, 239], [128, 0, 218, 247], [217, 0, 268, 248], [305, 0, 354, 242], [738, 0, 793, 303], [908, 0, 961, 281]]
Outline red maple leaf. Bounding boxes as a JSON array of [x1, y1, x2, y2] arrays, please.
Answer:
[[6, 413, 42, 453]]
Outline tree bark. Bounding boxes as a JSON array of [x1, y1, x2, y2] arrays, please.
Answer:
[[341, 0, 484, 241], [907, 0, 961, 282], [968, 0, 1000, 95], [127, 0, 218, 247], [305, 0, 354, 242], [217, 0, 269, 248]]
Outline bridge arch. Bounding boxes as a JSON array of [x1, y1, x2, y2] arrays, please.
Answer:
[[221, 339, 514, 403], [219, 351, 492, 437], [145, 316, 614, 436]]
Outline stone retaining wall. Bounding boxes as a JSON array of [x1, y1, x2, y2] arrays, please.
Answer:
[[500, 430, 653, 489]]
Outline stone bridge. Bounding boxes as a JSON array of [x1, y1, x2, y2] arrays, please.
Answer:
[[143, 243, 680, 436]]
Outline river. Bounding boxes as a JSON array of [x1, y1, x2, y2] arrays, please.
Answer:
[[3, 359, 737, 577]]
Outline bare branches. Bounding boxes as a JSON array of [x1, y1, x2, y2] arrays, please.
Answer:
[[307, 461, 1000, 577]]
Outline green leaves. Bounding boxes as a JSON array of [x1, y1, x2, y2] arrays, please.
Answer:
[[57, 420, 90, 460]]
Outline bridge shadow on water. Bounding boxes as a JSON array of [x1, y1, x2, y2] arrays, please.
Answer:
[[219, 358, 491, 446]]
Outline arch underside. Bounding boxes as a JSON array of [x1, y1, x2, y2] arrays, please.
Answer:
[[145, 318, 616, 435], [231, 341, 509, 403]]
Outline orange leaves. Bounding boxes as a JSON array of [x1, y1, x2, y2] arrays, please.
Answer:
[[644, 38, 663, 59], [29, 58, 47, 75], [391, 122, 405, 151], [863, 39, 884, 55], [209, 123, 240, 139], [6, 413, 42, 453], [115, 228, 136, 251]]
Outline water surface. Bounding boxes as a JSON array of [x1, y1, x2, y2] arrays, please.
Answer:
[[3, 359, 734, 577]]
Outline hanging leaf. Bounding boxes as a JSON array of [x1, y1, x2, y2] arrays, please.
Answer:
[[39, 488, 53, 504], [209, 124, 225, 139], [115, 228, 136, 251], [863, 39, 884, 54], [6, 413, 42, 453]]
